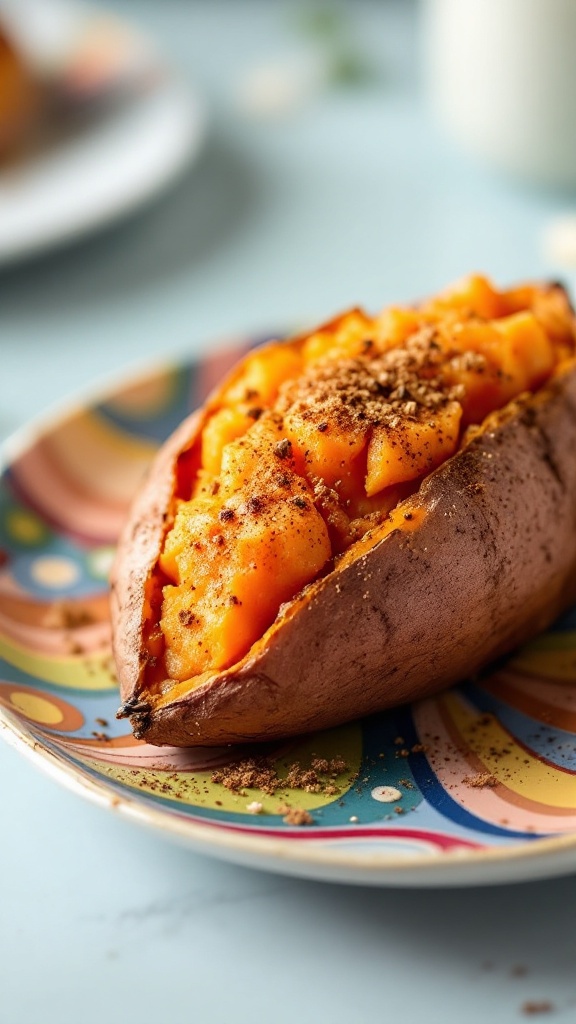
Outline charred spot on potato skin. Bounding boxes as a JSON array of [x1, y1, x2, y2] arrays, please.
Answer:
[[116, 694, 151, 720], [116, 694, 153, 736], [130, 711, 152, 739]]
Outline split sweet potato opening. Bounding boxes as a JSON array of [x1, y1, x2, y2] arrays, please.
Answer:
[[142, 275, 576, 686]]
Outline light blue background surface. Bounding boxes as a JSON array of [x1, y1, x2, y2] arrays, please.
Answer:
[[2, 3, 576, 1021]]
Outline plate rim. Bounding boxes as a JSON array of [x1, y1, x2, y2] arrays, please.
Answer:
[[4, 706, 576, 886], [2, 344, 576, 886]]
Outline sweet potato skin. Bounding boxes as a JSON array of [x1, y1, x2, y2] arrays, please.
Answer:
[[112, 360, 576, 747]]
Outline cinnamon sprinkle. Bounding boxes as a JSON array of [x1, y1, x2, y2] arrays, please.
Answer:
[[211, 758, 279, 796], [277, 328, 469, 436], [283, 808, 313, 826], [210, 755, 353, 797], [463, 772, 498, 788], [43, 602, 95, 629]]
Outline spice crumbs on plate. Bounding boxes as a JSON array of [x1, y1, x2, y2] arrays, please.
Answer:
[[283, 808, 313, 826], [42, 601, 95, 629], [211, 758, 281, 795], [463, 772, 498, 788], [211, 755, 353, 797]]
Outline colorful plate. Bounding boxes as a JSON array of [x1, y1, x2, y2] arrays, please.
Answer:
[[2, 339, 576, 887]]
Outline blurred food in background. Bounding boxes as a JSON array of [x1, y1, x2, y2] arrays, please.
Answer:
[[0, 0, 156, 161], [0, 23, 42, 157], [0, 0, 204, 265]]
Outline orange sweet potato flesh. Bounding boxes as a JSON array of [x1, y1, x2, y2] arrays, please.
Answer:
[[111, 276, 576, 746]]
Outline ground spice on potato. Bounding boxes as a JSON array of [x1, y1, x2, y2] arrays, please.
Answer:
[[274, 438, 292, 459], [276, 329, 466, 434]]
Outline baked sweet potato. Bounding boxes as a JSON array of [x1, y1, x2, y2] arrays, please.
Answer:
[[112, 275, 576, 746]]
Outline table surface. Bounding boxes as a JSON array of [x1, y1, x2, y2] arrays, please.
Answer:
[[2, 3, 576, 1022]]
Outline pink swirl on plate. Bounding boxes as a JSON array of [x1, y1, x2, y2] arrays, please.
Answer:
[[11, 410, 158, 545], [414, 691, 576, 835]]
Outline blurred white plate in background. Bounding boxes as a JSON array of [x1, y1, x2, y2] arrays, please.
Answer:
[[0, 1, 206, 265], [0, 79, 205, 265]]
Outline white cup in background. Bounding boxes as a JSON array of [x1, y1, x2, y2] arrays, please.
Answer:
[[422, 0, 576, 188]]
